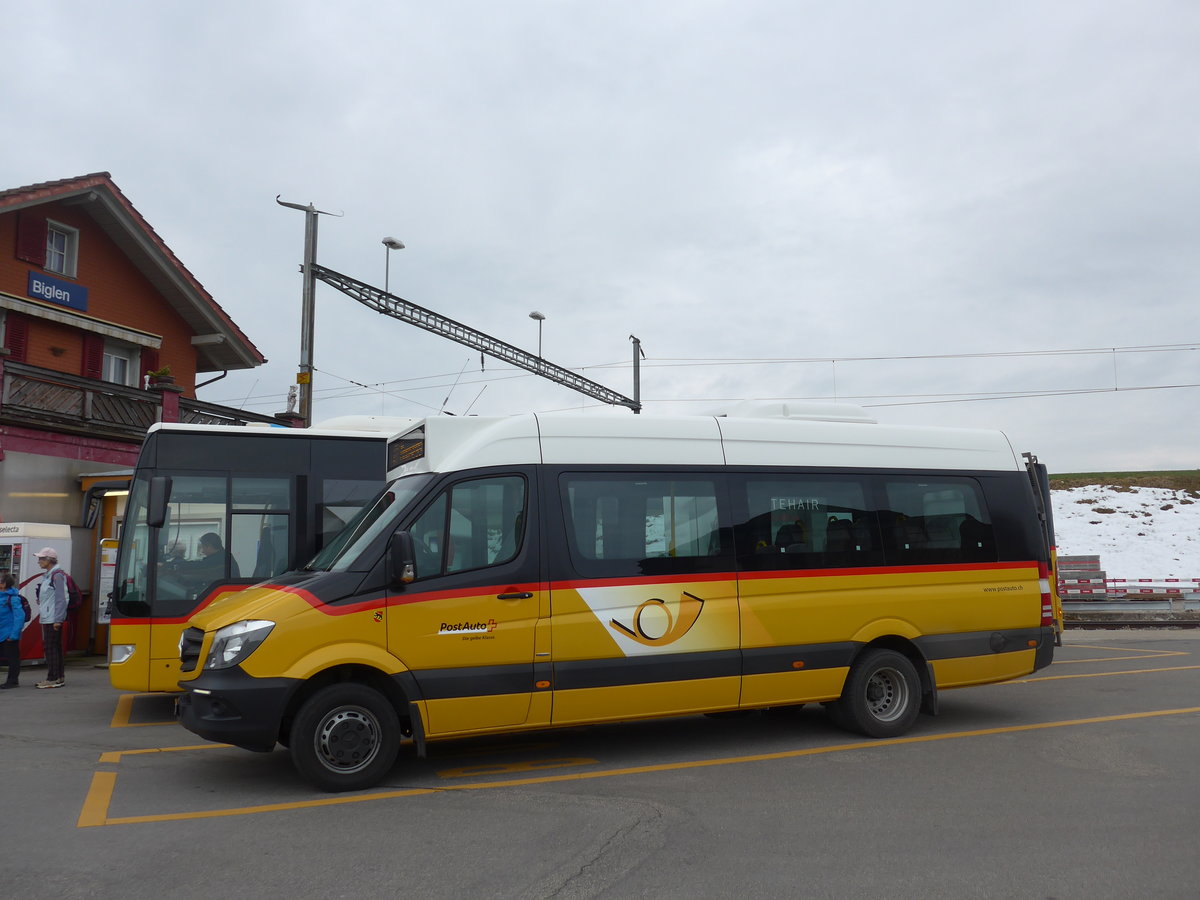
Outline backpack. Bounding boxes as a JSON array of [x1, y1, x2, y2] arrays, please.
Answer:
[[63, 572, 83, 611], [19, 594, 31, 624]]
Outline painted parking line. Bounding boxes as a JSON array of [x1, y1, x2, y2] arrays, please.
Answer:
[[77, 704, 1200, 829], [438, 757, 598, 779], [1053, 643, 1189, 665], [1011, 664, 1200, 684], [109, 693, 177, 729]]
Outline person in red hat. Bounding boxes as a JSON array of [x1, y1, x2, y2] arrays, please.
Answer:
[[34, 548, 67, 689]]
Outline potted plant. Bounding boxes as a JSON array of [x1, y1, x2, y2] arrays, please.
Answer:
[[147, 365, 175, 386]]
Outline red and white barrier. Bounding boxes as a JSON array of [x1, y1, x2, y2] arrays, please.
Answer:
[[1058, 577, 1200, 598]]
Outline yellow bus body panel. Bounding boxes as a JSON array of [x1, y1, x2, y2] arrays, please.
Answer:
[[424, 694, 535, 735], [555, 676, 744, 725], [740, 668, 850, 707], [933, 648, 1037, 688], [108, 621, 187, 693], [177, 562, 1045, 738], [108, 621, 155, 692], [111, 587, 265, 693], [180, 588, 398, 685], [547, 577, 741, 724]]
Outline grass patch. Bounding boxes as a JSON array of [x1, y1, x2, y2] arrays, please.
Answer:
[[1049, 470, 1200, 493]]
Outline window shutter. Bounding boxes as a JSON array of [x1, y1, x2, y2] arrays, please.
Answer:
[[4, 314, 30, 362], [81, 334, 104, 380], [15, 212, 48, 266], [139, 347, 160, 380]]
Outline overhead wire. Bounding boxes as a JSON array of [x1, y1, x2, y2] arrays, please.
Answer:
[[211, 341, 1200, 412]]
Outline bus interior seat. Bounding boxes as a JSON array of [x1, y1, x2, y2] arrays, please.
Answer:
[[775, 523, 807, 551], [825, 519, 853, 552]]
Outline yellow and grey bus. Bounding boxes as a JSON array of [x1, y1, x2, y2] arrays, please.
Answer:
[[177, 404, 1059, 791], [108, 418, 411, 693]]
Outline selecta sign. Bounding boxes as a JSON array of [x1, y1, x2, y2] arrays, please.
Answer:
[[28, 271, 88, 312]]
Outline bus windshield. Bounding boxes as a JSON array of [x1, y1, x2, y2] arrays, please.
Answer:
[[112, 474, 153, 619], [308, 474, 432, 573]]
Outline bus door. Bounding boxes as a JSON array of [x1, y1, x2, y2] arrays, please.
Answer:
[[549, 473, 741, 725], [387, 472, 543, 736], [732, 474, 886, 707]]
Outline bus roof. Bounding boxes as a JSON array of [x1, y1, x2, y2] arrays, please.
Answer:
[[147, 416, 418, 441], [387, 408, 1022, 478]]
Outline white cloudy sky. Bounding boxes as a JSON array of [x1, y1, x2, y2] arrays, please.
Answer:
[[6, 1, 1198, 473]]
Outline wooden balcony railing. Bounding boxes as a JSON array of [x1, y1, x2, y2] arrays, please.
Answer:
[[0, 360, 282, 442]]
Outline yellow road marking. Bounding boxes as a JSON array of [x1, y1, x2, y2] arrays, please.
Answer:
[[1057, 643, 1189, 665], [1070, 643, 1189, 654], [1011, 664, 1200, 684], [438, 757, 598, 778], [1054, 651, 1187, 664], [109, 693, 176, 729], [79, 705, 1200, 828], [99, 744, 229, 764], [77, 772, 117, 828]]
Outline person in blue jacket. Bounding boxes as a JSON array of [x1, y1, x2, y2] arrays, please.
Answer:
[[0, 573, 23, 689]]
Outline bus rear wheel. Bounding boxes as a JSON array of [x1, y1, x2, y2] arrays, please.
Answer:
[[290, 683, 401, 792], [831, 648, 921, 739]]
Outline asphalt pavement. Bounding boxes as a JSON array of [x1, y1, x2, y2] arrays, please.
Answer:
[[2, 631, 1198, 899]]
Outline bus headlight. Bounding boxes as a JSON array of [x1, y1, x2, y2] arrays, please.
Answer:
[[205, 620, 275, 670], [109, 644, 136, 665]]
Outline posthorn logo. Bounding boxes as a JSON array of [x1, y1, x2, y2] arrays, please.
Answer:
[[609, 591, 705, 647]]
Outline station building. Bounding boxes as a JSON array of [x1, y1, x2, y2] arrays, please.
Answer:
[[0, 172, 288, 654]]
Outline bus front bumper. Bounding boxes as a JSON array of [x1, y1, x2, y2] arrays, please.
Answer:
[[177, 668, 295, 752]]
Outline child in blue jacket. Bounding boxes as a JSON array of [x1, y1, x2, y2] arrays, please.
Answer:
[[0, 573, 23, 688]]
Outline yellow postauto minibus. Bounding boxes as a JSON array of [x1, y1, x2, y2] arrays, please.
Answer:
[[177, 404, 1058, 791]]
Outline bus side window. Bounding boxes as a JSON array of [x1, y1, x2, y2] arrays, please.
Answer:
[[734, 475, 880, 571], [408, 476, 526, 580], [880, 479, 996, 565], [561, 475, 726, 578], [231, 476, 291, 580]]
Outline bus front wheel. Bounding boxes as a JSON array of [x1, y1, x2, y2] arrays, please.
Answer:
[[290, 683, 401, 792], [831, 649, 921, 739]]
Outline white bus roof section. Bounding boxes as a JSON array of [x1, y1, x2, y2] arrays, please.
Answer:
[[715, 417, 1019, 471], [389, 409, 1021, 478], [147, 419, 415, 440]]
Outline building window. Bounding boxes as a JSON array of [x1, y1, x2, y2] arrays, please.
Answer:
[[45, 222, 79, 277], [103, 342, 137, 386]]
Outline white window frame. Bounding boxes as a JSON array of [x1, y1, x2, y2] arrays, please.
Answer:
[[45, 220, 79, 277], [103, 341, 138, 387]]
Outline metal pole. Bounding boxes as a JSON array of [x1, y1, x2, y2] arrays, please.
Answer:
[[298, 206, 318, 427], [277, 196, 341, 428], [382, 238, 404, 296], [528, 311, 546, 366], [630, 334, 644, 414]]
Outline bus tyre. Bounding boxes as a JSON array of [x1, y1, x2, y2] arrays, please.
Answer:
[[832, 649, 921, 739], [290, 683, 401, 792]]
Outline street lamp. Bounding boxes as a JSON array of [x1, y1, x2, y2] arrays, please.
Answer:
[[382, 237, 405, 294], [528, 311, 545, 358]]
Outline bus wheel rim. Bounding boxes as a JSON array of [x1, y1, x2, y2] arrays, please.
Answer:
[[864, 667, 908, 722], [315, 706, 381, 773]]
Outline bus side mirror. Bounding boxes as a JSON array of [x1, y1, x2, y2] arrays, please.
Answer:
[[390, 530, 416, 586], [147, 476, 172, 529]]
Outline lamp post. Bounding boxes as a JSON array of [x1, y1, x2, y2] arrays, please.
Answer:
[[528, 311, 545, 358], [383, 237, 405, 294]]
